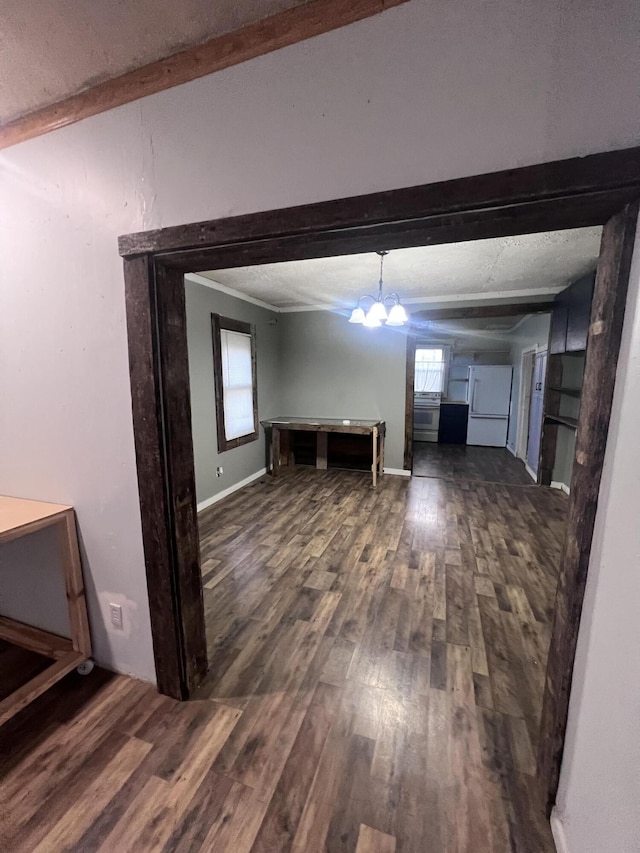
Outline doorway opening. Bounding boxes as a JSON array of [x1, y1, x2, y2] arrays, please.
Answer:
[[120, 148, 640, 831], [408, 307, 556, 487]]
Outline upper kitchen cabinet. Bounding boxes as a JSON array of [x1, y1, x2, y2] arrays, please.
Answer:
[[549, 272, 595, 354], [549, 287, 569, 354], [566, 273, 595, 352]]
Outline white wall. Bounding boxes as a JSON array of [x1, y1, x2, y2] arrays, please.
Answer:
[[0, 126, 155, 679], [1, 10, 639, 818], [441, 339, 512, 403], [551, 225, 640, 853]]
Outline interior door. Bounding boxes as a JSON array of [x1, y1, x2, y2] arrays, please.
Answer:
[[526, 351, 547, 473]]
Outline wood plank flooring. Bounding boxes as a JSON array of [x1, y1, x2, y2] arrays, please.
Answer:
[[0, 469, 566, 851], [412, 443, 534, 486]]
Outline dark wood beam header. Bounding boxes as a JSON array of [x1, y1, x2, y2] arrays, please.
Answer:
[[0, 0, 408, 151], [411, 302, 555, 323]]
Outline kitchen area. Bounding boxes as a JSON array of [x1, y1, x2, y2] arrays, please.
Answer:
[[411, 318, 538, 485]]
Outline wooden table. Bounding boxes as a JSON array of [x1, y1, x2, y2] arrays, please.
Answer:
[[261, 417, 386, 486], [0, 496, 92, 726]]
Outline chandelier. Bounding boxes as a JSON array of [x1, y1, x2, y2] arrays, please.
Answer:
[[348, 251, 409, 327]]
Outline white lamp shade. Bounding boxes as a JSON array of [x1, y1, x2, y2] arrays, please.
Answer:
[[368, 300, 388, 321], [386, 303, 409, 325], [349, 306, 366, 324], [363, 309, 382, 327]]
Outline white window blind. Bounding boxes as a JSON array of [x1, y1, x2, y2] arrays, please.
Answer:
[[220, 329, 255, 440], [415, 347, 447, 393]]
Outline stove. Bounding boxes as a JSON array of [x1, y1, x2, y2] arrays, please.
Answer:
[[413, 392, 441, 441], [414, 392, 442, 408]]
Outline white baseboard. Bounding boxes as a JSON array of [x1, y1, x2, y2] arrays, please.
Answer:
[[525, 463, 537, 482], [550, 809, 569, 853], [384, 468, 411, 477], [506, 443, 517, 457], [551, 480, 571, 495], [197, 468, 267, 512]]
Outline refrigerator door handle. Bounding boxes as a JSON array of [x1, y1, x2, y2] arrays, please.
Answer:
[[469, 413, 508, 419], [470, 379, 478, 414]]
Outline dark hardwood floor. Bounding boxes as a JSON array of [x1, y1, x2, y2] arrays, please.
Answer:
[[412, 442, 534, 486], [0, 469, 566, 851], [198, 469, 565, 851]]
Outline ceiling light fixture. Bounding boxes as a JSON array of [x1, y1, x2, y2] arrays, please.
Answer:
[[348, 251, 409, 327]]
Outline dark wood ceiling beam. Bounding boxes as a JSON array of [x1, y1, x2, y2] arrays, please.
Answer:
[[0, 0, 408, 151], [411, 302, 555, 323]]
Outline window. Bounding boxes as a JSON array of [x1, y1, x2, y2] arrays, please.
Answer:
[[415, 346, 449, 393], [211, 314, 258, 452]]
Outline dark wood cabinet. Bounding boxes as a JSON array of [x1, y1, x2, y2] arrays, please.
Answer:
[[566, 273, 595, 352], [549, 288, 569, 354], [540, 272, 594, 484], [438, 403, 469, 444], [549, 272, 595, 355]]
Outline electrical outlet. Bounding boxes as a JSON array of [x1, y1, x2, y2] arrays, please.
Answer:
[[109, 603, 123, 630], [216, 466, 223, 477]]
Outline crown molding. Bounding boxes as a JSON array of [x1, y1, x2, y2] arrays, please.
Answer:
[[187, 276, 562, 317], [278, 303, 339, 313], [185, 273, 281, 313], [278, 286, 562, 314]]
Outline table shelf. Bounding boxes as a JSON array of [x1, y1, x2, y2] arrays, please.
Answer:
[[0, 496, 92, 727], [548, 386, 582, 398], [545, 414, 578, 430]]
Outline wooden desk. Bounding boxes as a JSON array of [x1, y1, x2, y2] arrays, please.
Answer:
[[261, 417, 386, 486], [0, 496, 92, 726]]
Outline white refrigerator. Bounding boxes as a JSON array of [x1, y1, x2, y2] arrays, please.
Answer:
[[466, 365, 513, 447]]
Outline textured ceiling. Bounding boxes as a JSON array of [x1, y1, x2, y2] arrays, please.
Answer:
[[201, 227, 602, 309], [0, 0, 307, 124]]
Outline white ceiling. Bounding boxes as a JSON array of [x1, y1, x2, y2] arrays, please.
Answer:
[[200, 227, 602, 310], [0, 0, 306, 124]]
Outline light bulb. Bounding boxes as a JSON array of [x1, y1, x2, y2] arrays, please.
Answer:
[[348, 306, 365, 324], [363, 309, 382, 327], [386, 303, 409, 326], [369, 301, 388, 321]]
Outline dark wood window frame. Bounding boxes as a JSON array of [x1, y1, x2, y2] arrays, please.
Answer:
[[119, 147, 640, 817], [211, 314, 259, 453]]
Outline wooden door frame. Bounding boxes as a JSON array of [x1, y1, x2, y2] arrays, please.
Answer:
[[516, 345, 538, 463], [120, 147, 640, 813]]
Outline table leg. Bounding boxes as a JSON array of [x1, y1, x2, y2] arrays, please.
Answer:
[[372, 426, 378, 487], [272, 426, 281, 476], [58, 510, 92, 657], [316, 431, 328, 470], [379, 429, 385, 478], [281, 429, 293, 467]]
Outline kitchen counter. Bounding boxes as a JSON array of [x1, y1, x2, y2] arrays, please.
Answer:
[[438, 402, 469, 444]]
